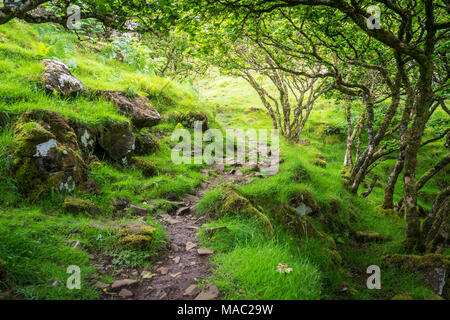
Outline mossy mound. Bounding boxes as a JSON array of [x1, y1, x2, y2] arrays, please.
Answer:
[[313, 154, 327, 168], [391, 293, 413, 300], [288, 190, 319, 215], [13, 110, 88, 199], [222, 187, 274, 234], [385, 254, 450, 297], [181, 111, 210, 132], [274, 204, 336, 249], [375, 205, 398, 217], [64, 196, 99, 215], [385, 254, 450, 270], [132, 157, 157, 177], [117, 221, 157, 249], [354, 231, 392, 243], [339, 166, 352, 187]]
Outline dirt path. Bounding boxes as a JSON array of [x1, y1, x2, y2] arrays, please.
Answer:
[[98, 135, 279, 300]]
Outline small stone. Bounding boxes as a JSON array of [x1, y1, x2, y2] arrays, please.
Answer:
[[161, 214, 179, 224], [173, 256, 181, 264], [183, 284, 199, 298], [157, 267, 169, 275], [170, 272, 181, 278], [111, 279, 138, 291], [67, 240, 86, 249], [129, 205, 148, 215], [94, 281, 110, 290], [176, 206, 191, 216], [118, 288, 134, 298], [195, 284, 220, 300], [197, 248, 215, 256], [186, 241, 197, 251]]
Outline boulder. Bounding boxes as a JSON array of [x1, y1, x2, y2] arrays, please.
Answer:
[[117, 221, 157, 249], [69, 121, 98, 159], [181, 111, 209, 132], [13, 110, 88, 198], [64, 196, 101, 215], [97, 121, 135, 163], [113, 197, 131, 211], [41, 59, 83, 96], [134, 132, 160, 155], [102, 91, 161, 130]]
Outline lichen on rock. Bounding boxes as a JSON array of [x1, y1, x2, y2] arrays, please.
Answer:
[[13, 110, 88, 198], [41, 59, 83, 96], [100, 91, 161, 130]]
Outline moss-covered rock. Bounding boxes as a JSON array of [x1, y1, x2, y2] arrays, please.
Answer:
[[69, 121, 98, 159], [13, 110, 88, 199], [41, 59, 83, 96], [222, 187, 274, 234], [64, 196, 100, 215], [181, 111, 209, 132], [117, 221, 157, 249], [101, 91, 161, 130], [134, 131, 160, 155], [97, 120, 135, 163], [385, 254, 450, 296], [132, 157, 157, 177], [354, 231, 392, 243]]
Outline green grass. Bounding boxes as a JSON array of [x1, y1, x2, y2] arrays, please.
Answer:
[[0, 20, 447, 300]]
